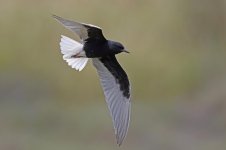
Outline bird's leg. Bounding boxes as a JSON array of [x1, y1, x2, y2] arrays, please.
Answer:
[[72, 55, 83, 58], [71, 50, 86, 58], [71, 52, 84, 58]]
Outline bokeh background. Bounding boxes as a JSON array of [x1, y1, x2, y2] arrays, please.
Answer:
[[1, 0, 226, 149]]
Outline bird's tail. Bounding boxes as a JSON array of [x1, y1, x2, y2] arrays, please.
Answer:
[[59, 35, 88, 71]]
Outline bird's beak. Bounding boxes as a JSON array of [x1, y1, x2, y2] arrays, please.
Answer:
[[122, 49, 130, 53]]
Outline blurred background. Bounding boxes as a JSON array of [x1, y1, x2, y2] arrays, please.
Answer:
[[0, 0, 226, 149]]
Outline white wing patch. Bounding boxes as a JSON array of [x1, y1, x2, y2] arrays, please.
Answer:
[[59, 35, 88, 71], [92, 58, 131, 146]]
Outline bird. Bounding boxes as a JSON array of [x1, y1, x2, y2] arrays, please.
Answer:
[[52, 15, 131, 146]]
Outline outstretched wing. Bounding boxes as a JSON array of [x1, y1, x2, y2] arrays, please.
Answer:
[[92, 55, 131, 146], [53, 15, 106, 42]]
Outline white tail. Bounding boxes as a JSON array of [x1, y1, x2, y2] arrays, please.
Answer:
[[59, 35, 89, 71]]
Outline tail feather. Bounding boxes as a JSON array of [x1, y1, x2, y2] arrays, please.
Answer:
[[66, 58, 88, 71], [60, 35, 82, 54], [59, 35, 88, 71]]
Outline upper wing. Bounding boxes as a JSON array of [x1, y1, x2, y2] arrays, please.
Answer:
[[92, 55, 131, 146], [53, 15, 106, 42]]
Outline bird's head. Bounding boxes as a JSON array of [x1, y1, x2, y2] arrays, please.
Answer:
[[108, 41, 129, 54]]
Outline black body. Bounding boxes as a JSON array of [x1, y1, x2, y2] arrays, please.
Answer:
[[81, 21, 125, 58], [84, 40, 124, 58]]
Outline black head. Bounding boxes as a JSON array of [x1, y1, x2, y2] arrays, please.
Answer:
[[108, 40, 129, 54]]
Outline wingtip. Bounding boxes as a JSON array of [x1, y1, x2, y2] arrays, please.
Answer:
[[115, 131, 125, 146], [117, 140, 123, 147], [52, 14, 61, 20], [51, 14, 56, 18]]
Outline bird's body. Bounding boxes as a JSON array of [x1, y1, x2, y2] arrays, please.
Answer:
[[53, 15, 131, 146], [84, 40, 124, 58]]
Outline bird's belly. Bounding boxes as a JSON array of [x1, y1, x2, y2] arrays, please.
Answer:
[[84, 44, 110, 58], [85, 50, 109, 58]]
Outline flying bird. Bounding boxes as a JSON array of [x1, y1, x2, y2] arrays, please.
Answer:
[[53, 15, 131, 146]]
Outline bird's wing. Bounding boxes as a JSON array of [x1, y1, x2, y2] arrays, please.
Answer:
[[92, 55, 131, 146], [53, 15, 106, 42]]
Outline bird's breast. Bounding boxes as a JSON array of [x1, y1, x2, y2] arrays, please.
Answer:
[[84, 41, 112, 58]]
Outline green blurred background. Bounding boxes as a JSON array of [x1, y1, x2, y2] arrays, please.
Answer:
[[0, 0, 226, 149]]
